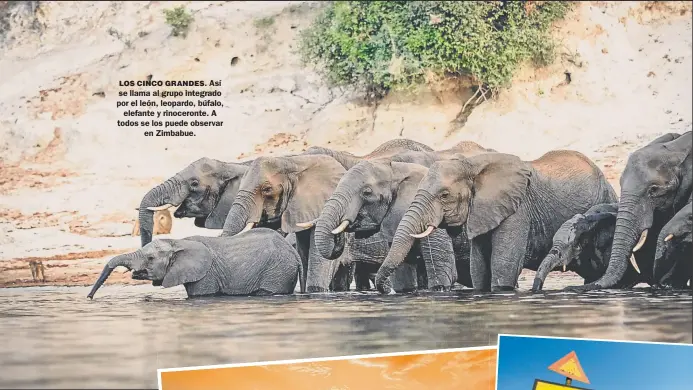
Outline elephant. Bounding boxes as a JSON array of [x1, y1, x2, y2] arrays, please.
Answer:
[[653, 196, 692, 289], [374, 150, 618, 293], [303, 139, 493, 291], [87, 228, 303, 299], [531, 203, 646, 291], [308, 144, 498, 292], [136, 157, 253, 247], [309, 160, 455, 292], [131, 209, 173, 237], [220, 154, 354, 293], [572, 131, 692, 291]]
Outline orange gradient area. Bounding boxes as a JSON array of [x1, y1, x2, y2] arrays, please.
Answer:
[[160, 348, 497, 390]]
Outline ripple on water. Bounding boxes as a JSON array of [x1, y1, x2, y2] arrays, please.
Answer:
[[0, 284, 690, 388]]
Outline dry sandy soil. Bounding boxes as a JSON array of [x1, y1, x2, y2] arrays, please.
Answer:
[[0, 1, 691, 289]]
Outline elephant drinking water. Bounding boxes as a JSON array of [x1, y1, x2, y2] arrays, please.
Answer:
[[572, 131, 692, 291], [375, 150, 618, 293], [87, 228, 304, 299]]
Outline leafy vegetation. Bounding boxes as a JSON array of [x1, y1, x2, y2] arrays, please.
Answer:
[[254, 16, 275, 30], [298, 1, 574, 100], [163, 6, 193, 38]]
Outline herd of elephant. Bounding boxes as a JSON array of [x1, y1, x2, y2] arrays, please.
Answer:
[[86, 131, 692, 299]]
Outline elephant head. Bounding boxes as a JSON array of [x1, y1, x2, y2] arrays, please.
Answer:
[[220, 155, 346, 237], [653, 200, 692, 286], [137, 158, 249, 247], [86, 238, 212, 299], [589, 131, 692, 289], [311, 160, 428, 260], [532, 203, 619, 291], [375, 152, 532, 291]]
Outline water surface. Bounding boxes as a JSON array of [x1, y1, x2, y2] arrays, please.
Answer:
[[1, 285, 690, 389]]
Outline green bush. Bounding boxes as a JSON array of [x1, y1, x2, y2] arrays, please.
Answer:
[[298, 1, 573, 99], [163, 6, 193, 37]]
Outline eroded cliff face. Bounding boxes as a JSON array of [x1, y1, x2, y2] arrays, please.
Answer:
[[0, 1, 691, 287]]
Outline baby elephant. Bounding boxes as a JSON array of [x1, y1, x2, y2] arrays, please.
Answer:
[[533, 203, 625, 291], [654, 203, 692, 289], [87, 228, 304, 299]]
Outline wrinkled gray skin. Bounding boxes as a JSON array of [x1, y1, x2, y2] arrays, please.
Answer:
[[300, 138, 437, 290], [653, 198, 692, 289], [302, 138, 434, 170], [313, 160, 457, 292], [313, 144, 497, 292], [220, 154, 352, 293], [571, 131, 692, 291], [137, 157, 253, 247], [531, 203, 645, 291], [87, 228, 303, 299], [375, 150, 618, 293]]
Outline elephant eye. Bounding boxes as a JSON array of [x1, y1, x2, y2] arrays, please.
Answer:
[[440, 191, 450, 200], [362, 187, 373, 196], [261, 185, 273, 195], [190, 180, 199, 188]]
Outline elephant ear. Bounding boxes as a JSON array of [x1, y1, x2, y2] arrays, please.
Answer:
[[467, 155, 532, 239], [205, 176, 243, 229], [281, 155, 346, 234], [381, 162, 427, 241], [162, 240, 214, 288]]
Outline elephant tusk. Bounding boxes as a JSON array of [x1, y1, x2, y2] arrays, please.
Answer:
[[296, 220, 316, 228], [239, 222, 255, 234], [410, 225, 434, 239], [331, 220, 349, 235], [563, 264, 566, 272], [630, 254, 641, 274], [664, 234, 674, 242], [632, 229, 648, 252], [146, 204, 174, 211]]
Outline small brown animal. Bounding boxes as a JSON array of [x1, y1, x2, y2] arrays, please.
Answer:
[[29, 260, 46, 282], [131, 209, 173, 237]]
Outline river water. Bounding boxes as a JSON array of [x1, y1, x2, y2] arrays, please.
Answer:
[[0, 284, 691, 389]]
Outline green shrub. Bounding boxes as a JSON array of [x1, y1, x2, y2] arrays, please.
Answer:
[[298, 1, 573, 99], [254, 16, 276, 30], [163, 6, 193, 37]]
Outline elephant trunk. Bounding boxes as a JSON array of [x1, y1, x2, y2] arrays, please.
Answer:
[[87, 252, 139, 299], [533, 248, 564, 291], [138, 176, 188, 247], [314, 192, 359, 260], [221, 189, 260, 236], [375, 192, 440, 293], [595, 194, 650, 288]]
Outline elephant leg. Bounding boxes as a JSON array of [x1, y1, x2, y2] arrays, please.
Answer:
[[354, 262, 373, 290], [415, 256, 428, 290], [450, 227, 472, 288], [490, 214, 531, 292], [470, 234, 492, 292], [295, 229, 311, 291], [418, 229, 457, 291], [302, 228, 342, 293], [330, 262, 353, 292]]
